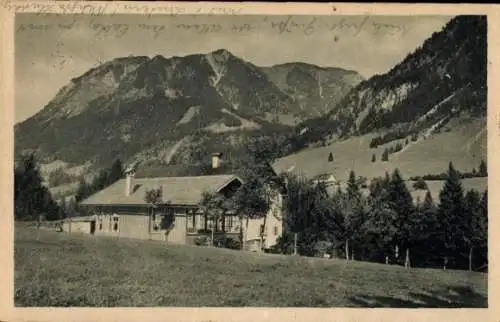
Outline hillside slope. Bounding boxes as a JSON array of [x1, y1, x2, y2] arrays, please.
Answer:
[[296, 16, 486, 146], [273, 117, 487, 182]]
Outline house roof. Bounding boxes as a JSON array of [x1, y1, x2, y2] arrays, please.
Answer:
[[136, 161, 280, 181], [271, 158, 340, 182], [80, 174, 242, 206], [313, 173, 336, 181], [61, 215, 95, 222], [136, 163, 240, 178]]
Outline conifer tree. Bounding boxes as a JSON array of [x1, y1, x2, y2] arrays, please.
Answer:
[[14, 153, 60, 221], [387, 168, 415, 266], [328, 152, 334, 162], [438, 162, 465, 270], [463, 189, 481, 271], [371, 153, 376, 163], [339, 170, 366, 261], [281, 174, 317, 255], [75, 178, 90, 202], [478, 159, 487, 176], [382, 148, 389, 162], [108, 159, 124, 183], [477, 190, 488, 270], [365, 176, 396, 262], [414, 190, 440, 267]]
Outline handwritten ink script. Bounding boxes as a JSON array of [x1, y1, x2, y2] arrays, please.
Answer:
[[3, 0, 112, 15], [3, 0, 243, 16], [13, 10, 410, 40], [268, 16, 409, 37]]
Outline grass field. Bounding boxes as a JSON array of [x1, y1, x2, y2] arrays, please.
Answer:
[[14, 225, 487, 307], [273, 118, 487, 182]]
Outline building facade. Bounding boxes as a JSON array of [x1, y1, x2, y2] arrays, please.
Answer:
[[75, 156, 285, 251]]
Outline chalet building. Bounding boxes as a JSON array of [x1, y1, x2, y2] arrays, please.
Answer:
[[74, 153, 285, 252], [312, 173, 338, 187]]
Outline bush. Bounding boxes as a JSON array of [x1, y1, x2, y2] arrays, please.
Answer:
[[194, 235, 211, 246], [48, 168, 75, 187], [313, 241, 333, 257], [213, 235, 241, 250], [413, 177, 428, 190]]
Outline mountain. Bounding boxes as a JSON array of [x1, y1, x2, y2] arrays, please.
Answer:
[[14, 49, 362, 185], [271, 15, 487, 181], [296, 16, 486, 147], [261, 63, 363, 122], [16, 15, 487, 199]]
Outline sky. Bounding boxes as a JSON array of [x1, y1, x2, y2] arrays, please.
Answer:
[[15, 14, 454, 123]]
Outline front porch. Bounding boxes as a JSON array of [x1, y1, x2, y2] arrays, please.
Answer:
[[185, 209, 242, 235]]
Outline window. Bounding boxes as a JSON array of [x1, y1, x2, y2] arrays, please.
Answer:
[[225, 216, 233, 232], [186, 209, 196, 233], [273, 226, 278, 236], [112, 215, 119, 231], [152, 212, 165, 231]]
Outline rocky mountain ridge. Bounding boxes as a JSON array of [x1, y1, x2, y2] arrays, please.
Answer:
[[15, 49, 362, 178]]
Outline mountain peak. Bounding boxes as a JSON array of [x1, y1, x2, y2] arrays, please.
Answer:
[[211, 48, 232, 56], [150, 54, 167, 62], [210, 49, 235, 62]]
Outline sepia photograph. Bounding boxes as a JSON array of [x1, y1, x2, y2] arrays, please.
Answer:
[[9, 4, 488, 309]]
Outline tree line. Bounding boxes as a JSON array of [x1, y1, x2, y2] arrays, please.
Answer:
[[14, 153, 125, 221], [409, 160, 487, 181], [274, 162, 487, 272]]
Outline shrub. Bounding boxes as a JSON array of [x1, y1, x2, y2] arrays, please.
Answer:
[[313, 241, 333, 257], [194, 235, 211, 246], [213, 235, 241, 250], [48, 168, 75, 187], [413, 177, 428, 190], [421, 173, 447, 180]]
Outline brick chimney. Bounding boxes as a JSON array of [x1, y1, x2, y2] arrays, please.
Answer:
[[124, 164, 136, 196], [211, 152, 222, 169]]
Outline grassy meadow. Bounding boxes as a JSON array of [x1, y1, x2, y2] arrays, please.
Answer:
[[275, 118, 486, 182], [14, 224, 487, 307]]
